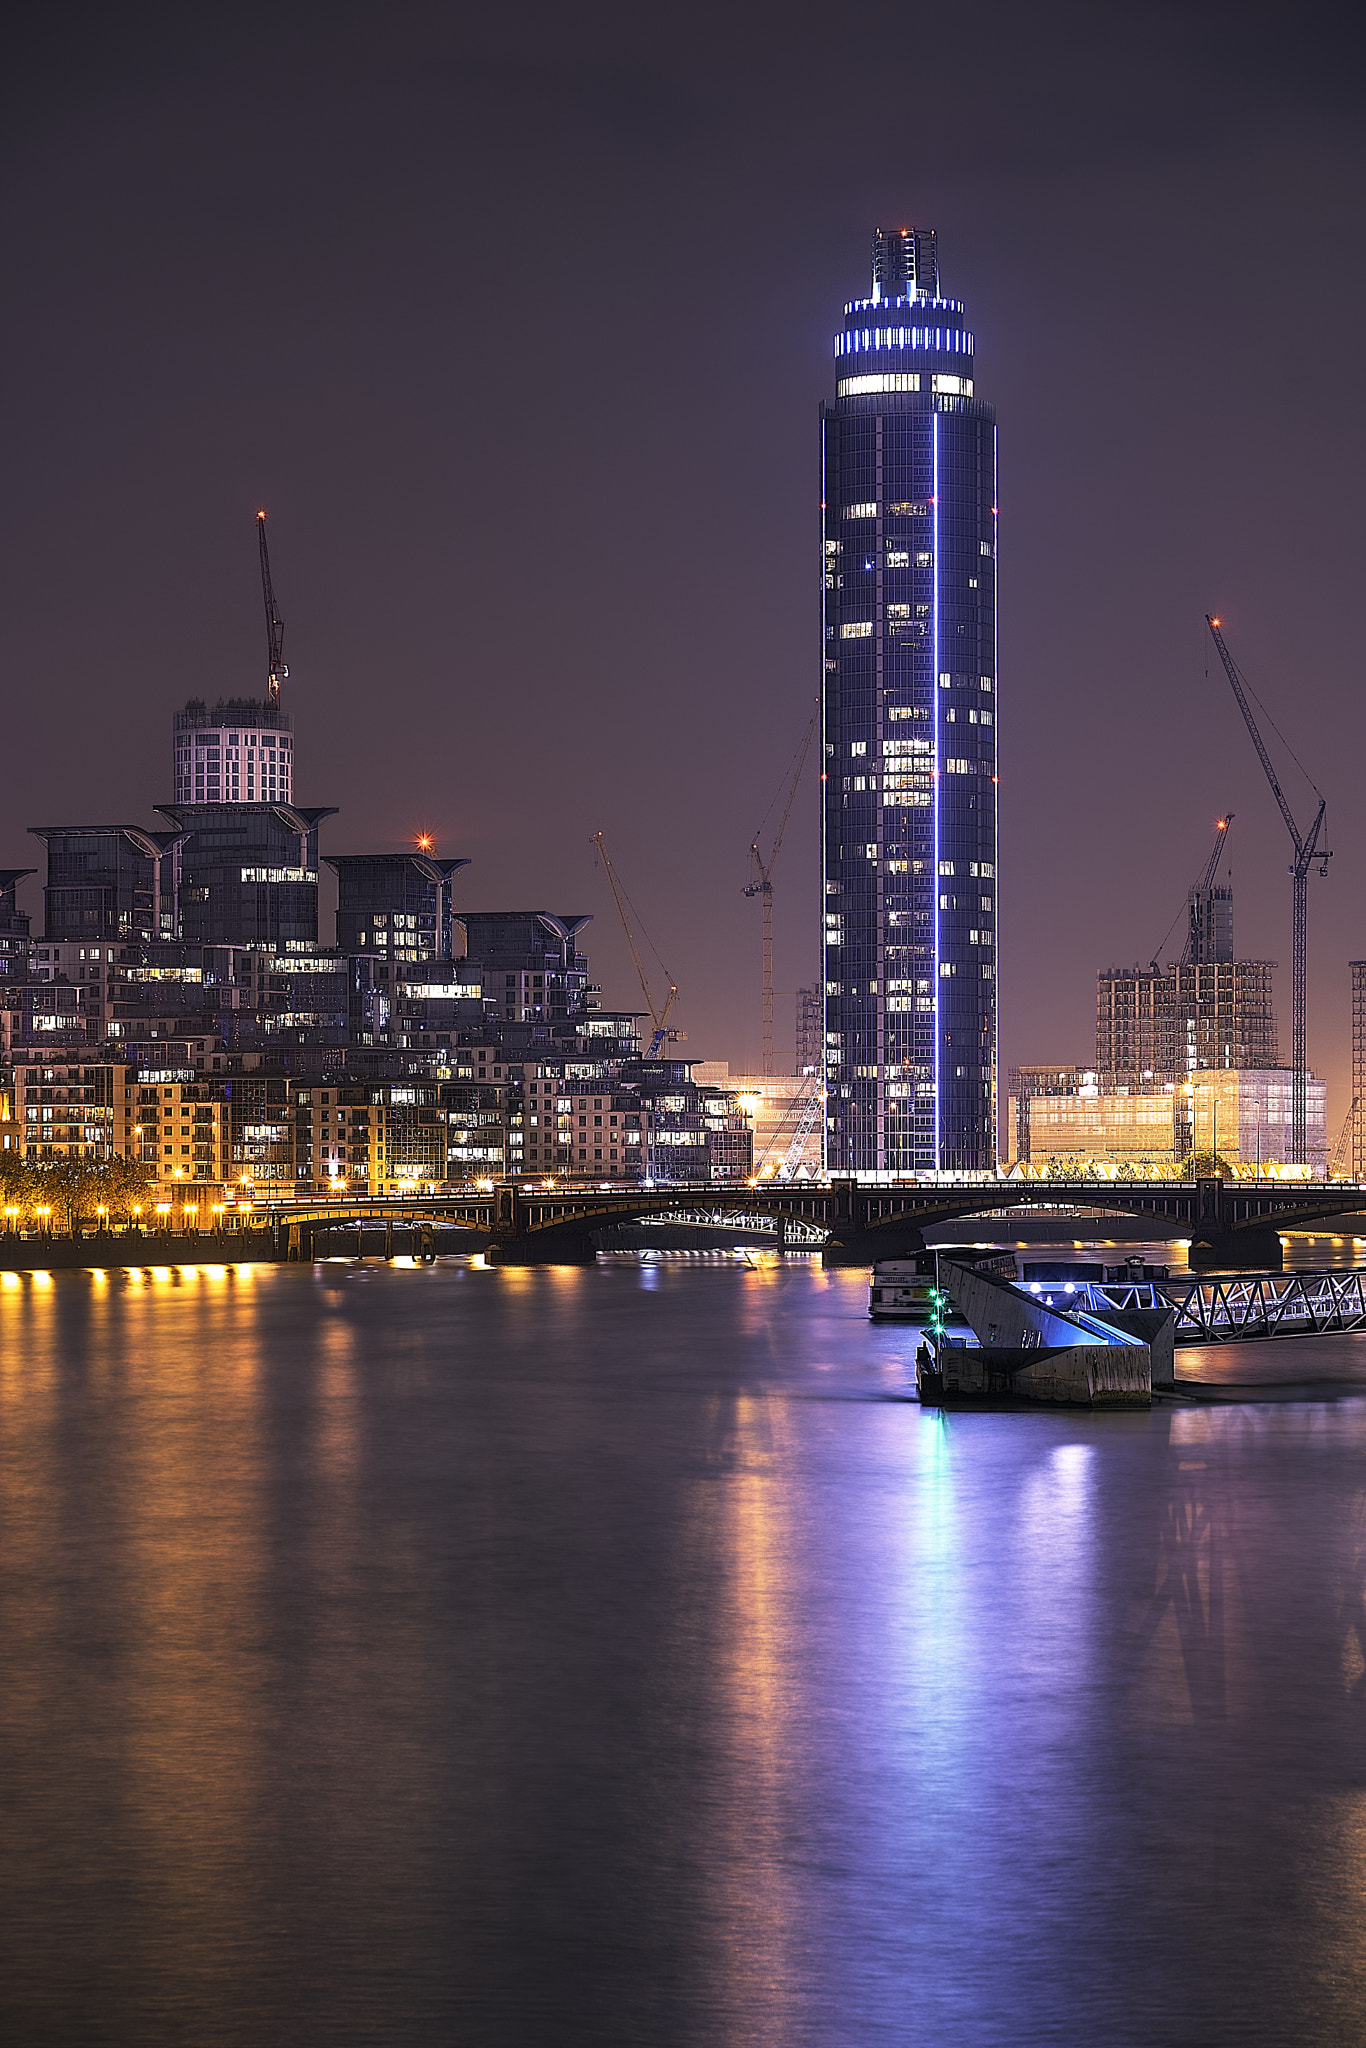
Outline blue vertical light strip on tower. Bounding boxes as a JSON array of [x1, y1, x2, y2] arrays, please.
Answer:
[[819, 416, 830, 1175], [932, 411, 941, 1171], [990, 433, 999, 1165]]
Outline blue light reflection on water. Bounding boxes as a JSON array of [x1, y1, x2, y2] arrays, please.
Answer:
[[2, 1255, 1366, 2043]]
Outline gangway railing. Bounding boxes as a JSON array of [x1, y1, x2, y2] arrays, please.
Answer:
[[1023, 1271, 1366, 1345]]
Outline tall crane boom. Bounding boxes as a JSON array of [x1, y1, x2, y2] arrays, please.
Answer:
[[1178, 813, 1234, 968], [590, 832, 682, 1059], [1207, 616, 1330, 1166], [744, 706, 818, 1078], [256, 510, 288, 706]]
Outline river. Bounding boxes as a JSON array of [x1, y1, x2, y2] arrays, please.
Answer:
[[3, 1247, 1366, 2044]]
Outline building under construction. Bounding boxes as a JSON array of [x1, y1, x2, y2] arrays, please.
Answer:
[[1012, 821, 1318, 1170], [1096, 818, 1277, 1084], [1007, 1065, 1326, 1175], [1096, 960, 1278, 1083]]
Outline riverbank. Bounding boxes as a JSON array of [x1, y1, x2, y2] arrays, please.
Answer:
[[0, 1235, 279, 1269]]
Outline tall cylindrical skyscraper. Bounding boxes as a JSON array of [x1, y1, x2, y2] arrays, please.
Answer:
[[822, 227, 997, 1176]]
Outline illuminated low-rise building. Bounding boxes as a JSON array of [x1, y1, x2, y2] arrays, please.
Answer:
[[1007, 1065, 1326, 1175]]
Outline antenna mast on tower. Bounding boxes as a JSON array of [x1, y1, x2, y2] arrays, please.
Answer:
[[256, 510, 288, 706]]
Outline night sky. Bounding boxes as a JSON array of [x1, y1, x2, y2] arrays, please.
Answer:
[[3, 2, 1363, 1117]]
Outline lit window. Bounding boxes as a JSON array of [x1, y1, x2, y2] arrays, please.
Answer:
[[840, 621, 873, 639], [838, 373, 921, 397], [842, 503, 878, 520], [886, 603, 910, 619], [886, 549, 909, 567], [932, 374, 973, 396]]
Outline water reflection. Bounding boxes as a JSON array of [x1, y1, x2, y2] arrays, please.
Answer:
[[4, 1261, 1366, 2041]]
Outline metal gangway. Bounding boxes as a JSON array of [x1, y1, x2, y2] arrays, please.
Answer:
[[1025, 1270, 1366, 1345]]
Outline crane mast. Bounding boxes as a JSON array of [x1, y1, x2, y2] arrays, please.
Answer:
[[745, 707, 818, 1079], [590, 832, 680, 1059], [256, 510, 288, 706], [1206, 617, 1329, 1166]]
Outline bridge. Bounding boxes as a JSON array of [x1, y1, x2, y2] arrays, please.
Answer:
[[258, 1176, 1366, 1268]]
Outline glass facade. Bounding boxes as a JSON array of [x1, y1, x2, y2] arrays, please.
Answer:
[[30, 827, 181, 942], [328, 854, 470, 963], [159, 804, 336, 949], [822, 227, 997, 1175]]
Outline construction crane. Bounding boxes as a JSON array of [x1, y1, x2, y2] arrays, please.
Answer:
[[256, 510, 288, 706], [1178, 813, 1234, 967], [1331, 1097, 1361, 1179], [590, 832, 685, 1059], [1149, 814, 1236, 971], [1207, 616, 1330, 1166], [753, 1071, 825, 1182], [745, 706, 818, 1079]]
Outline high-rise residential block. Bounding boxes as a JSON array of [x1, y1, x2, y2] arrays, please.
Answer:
[[821, 226, 997, 1175], [328, 853, 470, 963], [158, 803, 336, 949], [0, 870, 34, 987], [29, 826, 182, 942], [174, 698, 294, 806], [458, 913, 593, 1025]]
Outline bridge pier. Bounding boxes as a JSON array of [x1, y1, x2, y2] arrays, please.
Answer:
[[822, 1226, 926, 1269], [1187, 1177, 1284, 1271], [486, 1234, 598, 1267], [1188, 1225, 1284, 1272]]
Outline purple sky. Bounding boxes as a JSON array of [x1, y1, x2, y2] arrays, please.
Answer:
[[2, 2, 1363, 1114]]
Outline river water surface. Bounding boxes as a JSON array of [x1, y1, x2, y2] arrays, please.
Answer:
[[4, 1250, 1366, 2045]]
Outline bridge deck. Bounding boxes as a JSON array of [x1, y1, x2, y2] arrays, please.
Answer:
[[257, 1179, 1366, 1244]]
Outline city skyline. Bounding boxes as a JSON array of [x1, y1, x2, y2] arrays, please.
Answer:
[[1, 3, 1362, 1106]]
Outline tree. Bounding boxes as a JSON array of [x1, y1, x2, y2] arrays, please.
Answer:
[[1182, 1150, 1233, 1181], [0, 1151, 38, 1224], [21, 1154, 158, 1234]]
